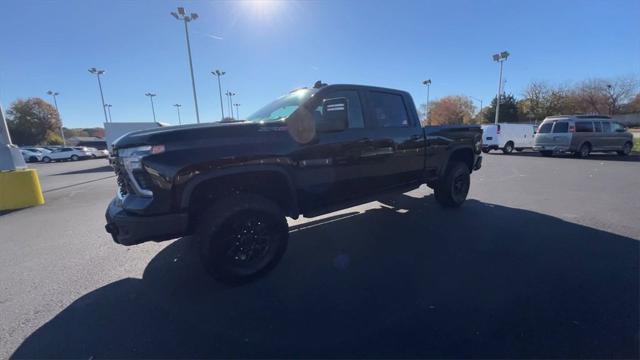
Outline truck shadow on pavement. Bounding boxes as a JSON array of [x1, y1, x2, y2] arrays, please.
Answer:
[[13, 194, 639, 359]]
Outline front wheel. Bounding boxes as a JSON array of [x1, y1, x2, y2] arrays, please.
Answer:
[[198, 194, 288, 284], [481, 148, 490, 154], [70, 155, 79, 161], [42, 156, 52, 163], [502, 141, 514, 154], [434, 162, 470, 208], [617, 142, 632, 156]]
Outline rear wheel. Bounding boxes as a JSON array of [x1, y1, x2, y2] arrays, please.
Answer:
[[434, 161, 470, 208], [617, 142, 632, 156], [540, 151, 553, 157], [198, 194, 288, 284], [42, 156, 52, 163], [481, 148, 490, 154], [70, 154, 79, 161], [576, 143, 591, 158], [502, 141, 514, 154]]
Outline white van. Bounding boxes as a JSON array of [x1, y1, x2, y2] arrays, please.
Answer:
[[481, 123, 537, 154]]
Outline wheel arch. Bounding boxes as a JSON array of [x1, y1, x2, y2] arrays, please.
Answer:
[[441, 147, 475, 176], [180, 165, 300, 220]]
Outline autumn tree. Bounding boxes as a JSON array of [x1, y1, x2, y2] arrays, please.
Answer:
[[426, 96, 476, 125], [484, 94, 519, 123], [6, 98, 62, 145]]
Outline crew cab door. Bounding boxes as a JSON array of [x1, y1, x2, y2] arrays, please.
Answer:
[[291, 89, 373, 211], [361, 90, 425, 188]]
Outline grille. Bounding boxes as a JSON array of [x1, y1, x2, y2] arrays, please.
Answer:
[[113, 159, 133, 196]]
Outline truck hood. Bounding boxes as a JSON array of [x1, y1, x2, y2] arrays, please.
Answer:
[[112, 120, 285, 149]]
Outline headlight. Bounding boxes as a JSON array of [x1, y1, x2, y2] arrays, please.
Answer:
[[120, 145, 165, 172]]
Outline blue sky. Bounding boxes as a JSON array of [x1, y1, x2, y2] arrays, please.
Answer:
[[0, 0, 638, 128]]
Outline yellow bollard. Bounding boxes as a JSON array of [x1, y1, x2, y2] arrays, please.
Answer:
[[0, 169, 45, 210]]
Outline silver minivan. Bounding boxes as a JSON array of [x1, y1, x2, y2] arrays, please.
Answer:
[[533, 115, 634, 157]]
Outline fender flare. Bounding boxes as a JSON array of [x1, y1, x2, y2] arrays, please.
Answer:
[[178, 165, 300, 217]]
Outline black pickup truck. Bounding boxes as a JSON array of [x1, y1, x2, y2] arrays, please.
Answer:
[[105, 83, 482, 282]]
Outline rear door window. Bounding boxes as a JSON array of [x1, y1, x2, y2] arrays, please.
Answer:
[[552, 122, 568, 133], [611, 122, 626, 132], [538, 122, 553, 133], [367, 91, 410, 128], [594, 121, 602, 132], [575, 121, 593, 132], [602, 121, 611, 133]]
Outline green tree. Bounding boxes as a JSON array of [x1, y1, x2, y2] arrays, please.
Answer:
[[484, 94, 519, 123], [6, 98, 62, 145]]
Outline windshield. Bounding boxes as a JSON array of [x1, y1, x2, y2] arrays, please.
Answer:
[[246, 88, 315, 123]]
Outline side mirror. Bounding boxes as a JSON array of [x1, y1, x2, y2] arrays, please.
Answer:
[[318, 97, 348, 132]]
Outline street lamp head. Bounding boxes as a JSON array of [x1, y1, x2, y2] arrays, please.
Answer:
[[173, 104, 182, 107], [191, 13, 198, 20], [145, 92, 156, 97], [47, 90, 53, 95], [492, 54, 500, 61], [170, 12, 179, 19], [500, 51, 510, 59], [177, 7, 185, 15], [422, 79, 431, 86]]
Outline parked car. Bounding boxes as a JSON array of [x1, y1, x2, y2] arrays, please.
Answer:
[[105, 83, 483, 283], [21, 147, 51, 154], [533, 115, 634, 157], [41, 147, 93, 162], [75, 146, 109, 158], [481, 123, 537, 154], [76, 140, 108, 151], [20, 149, 42, 163]]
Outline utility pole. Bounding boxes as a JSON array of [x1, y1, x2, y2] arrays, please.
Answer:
[[171, 7, 201, 123], [145, 93, 157, 122], [212, 70, 226, 120], [234, 103, 240, 119], [469, 96, 483, 118], [46, 91, 66, 146], [104, 104, 113, 123], [492, 51, 510, 124], [422, 79, 431, 125], [173, 104, 182, 125], [88, 67, 109, 123]]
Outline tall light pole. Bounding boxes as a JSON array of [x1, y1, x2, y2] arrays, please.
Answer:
[[234, 103, 241, 119], [212, 70, 226, 120], [46, 91, 66, 146], [225, 91, 236, 119], [171, 7, 200, 123], [88, 67, 109, 123], [422, 79, 431, 125], [145, 93, 157, 122], [104, 104, 113, 123], [492, 51, 510, 124], [173, 104, 182, 125]]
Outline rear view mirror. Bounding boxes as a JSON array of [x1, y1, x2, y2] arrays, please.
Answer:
[[318, 97, 348, 132]]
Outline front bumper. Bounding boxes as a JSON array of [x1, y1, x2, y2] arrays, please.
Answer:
[[105, 198, 189, 246]]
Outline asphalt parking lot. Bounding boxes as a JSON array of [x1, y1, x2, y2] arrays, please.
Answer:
[[1, 153, 639, 358]]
